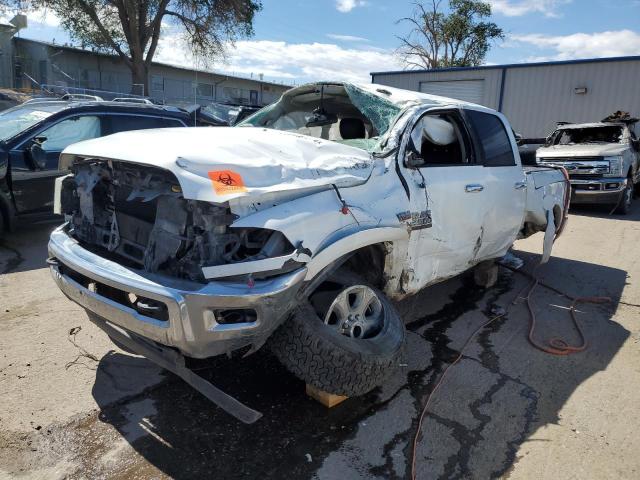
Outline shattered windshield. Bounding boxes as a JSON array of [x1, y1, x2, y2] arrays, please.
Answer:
[[550, 126, 624, 145], [0, 102, 66, 142], [238, 83, 402, 152], [202, 103, 239, 125]]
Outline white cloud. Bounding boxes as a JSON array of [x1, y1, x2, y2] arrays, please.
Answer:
[[326, 33, 369, 42], [488, 0, 571, 18], [335, 0, 368, 13], [154, 34, 401, 84], [511, 30, 640, 61], [29, 8, 61, 27], [1, 8, 61, 27]]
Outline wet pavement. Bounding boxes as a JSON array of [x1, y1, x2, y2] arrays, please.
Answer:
[[1, 204, 639, 479]]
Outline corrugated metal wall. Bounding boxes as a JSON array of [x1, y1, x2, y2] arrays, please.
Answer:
[[372, 58, 640, 138], [373, 68, 503, 110], [501, 61, 640, 137]]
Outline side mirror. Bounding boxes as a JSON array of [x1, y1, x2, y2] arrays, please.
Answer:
[[28, 141, 47, 170], [514, 132, 523, 146]]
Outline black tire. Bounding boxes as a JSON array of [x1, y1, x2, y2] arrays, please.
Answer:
[[268, 273, 405, 397], [616, 178, 634, 215]]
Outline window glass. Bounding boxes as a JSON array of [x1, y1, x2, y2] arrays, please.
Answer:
[[0, 102, 66, 142], [197, 83, 213, 98], [551, 126, 623, 145], [410, 113, 468, 166], [108, 115, 184, 134], [466, 110, 516, 166], [38, 115, 101, 152], [151, 75, 164, 92]]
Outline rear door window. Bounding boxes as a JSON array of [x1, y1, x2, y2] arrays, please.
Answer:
[[466, 110, 516, 167]]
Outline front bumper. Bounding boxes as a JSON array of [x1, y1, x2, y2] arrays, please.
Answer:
[[48, 225, 307, 358], [570, 177, 626, 205]]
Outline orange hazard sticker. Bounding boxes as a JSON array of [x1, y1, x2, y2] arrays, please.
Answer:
[[208, 170, 247, 195]]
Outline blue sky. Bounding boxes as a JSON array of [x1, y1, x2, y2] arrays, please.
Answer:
[[4, 1, 640, 84]]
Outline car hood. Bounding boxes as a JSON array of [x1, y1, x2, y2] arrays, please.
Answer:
[[537, 143, 628, 159], [61, 126, 374, 203]]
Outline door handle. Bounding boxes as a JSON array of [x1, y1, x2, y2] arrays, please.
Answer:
[[465, 184, 484, 193], [514, 181, 527, 190]]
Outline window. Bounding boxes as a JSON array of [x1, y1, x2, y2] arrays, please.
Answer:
[[550, 126, 623, 146], [38, 60, 48, 85], [466, 110, 516, 167], [38, 116, 102, 152], [151, 75, 164, 92], [409, 113, 469, 166], [197, 83, 213, 98], [107, 115, 184, 134]]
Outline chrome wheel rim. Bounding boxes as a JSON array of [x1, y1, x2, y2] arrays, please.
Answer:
[[323, 285, 384, 339]]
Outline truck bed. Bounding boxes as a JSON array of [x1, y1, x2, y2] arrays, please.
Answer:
[[523, 166, 568, 233]]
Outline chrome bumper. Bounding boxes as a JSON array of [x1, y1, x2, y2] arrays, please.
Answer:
[[48, 225, 307, 358], [570, 177, 626, 204]]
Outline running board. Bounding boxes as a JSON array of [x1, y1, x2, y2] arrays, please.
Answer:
[[89, 317, 263, 424]]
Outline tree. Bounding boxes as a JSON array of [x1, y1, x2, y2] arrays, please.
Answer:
[[397, 0, 503, 69], [23, 0, 261, 93]]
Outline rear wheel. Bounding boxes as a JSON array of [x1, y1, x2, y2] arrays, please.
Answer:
[[616, 178, 634, 215], [268, 271, 405, 396]]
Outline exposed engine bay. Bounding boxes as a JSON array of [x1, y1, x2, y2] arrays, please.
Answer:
[[59, 158, 294, 282]]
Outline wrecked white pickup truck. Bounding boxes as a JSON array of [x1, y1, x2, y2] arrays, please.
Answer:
[[537, 118, 640, 214], [48, 82, 569, 422]]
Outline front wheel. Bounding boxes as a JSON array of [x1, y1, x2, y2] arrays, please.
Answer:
[[616, 178, 634, 215], [268, 272, 405, 396]]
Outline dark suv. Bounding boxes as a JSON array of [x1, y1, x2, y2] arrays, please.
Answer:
[[0, 100, 195, 235]]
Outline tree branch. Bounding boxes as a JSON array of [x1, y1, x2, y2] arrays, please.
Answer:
[[75, 0, 131, 65]]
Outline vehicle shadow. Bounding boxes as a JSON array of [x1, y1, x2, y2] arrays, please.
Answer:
[[91, 253, 629, 479], [0, 221, 58, 274], [569, 198, 640, 221]]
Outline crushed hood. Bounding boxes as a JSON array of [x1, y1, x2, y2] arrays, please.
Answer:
[[537, 143, 628, 158], [61, 126, 374, 203]]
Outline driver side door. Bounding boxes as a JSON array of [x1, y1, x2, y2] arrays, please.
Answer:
[[10, 115, 103, 214], [400, 108, 492, 291]]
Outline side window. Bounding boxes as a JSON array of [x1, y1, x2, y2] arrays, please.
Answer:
[[38, 115, 102, 152], [466, 110, 516, 166], [409, 112, 470, 166], [107, 115, 184, 134]]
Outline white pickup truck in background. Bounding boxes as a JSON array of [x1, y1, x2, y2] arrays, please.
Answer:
[[537, 118, 640, 214], [48, 82, 569, 421]]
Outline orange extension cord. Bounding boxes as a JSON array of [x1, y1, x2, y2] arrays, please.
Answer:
[[410, 266, 611, 480]]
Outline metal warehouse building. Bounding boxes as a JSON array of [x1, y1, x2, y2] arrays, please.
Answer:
[[371, 56, 640, 138]]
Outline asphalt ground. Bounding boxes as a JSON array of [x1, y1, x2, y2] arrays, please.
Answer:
[[1, 203, 639, 479]]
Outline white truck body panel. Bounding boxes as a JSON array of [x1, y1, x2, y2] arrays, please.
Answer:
[[58, 83, 568, 298]]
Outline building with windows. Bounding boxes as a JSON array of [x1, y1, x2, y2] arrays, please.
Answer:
[[1, 32, 290, 106], [371, 56, 640, 138]]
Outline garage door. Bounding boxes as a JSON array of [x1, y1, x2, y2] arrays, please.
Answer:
[[419, 79, 485, 105]]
